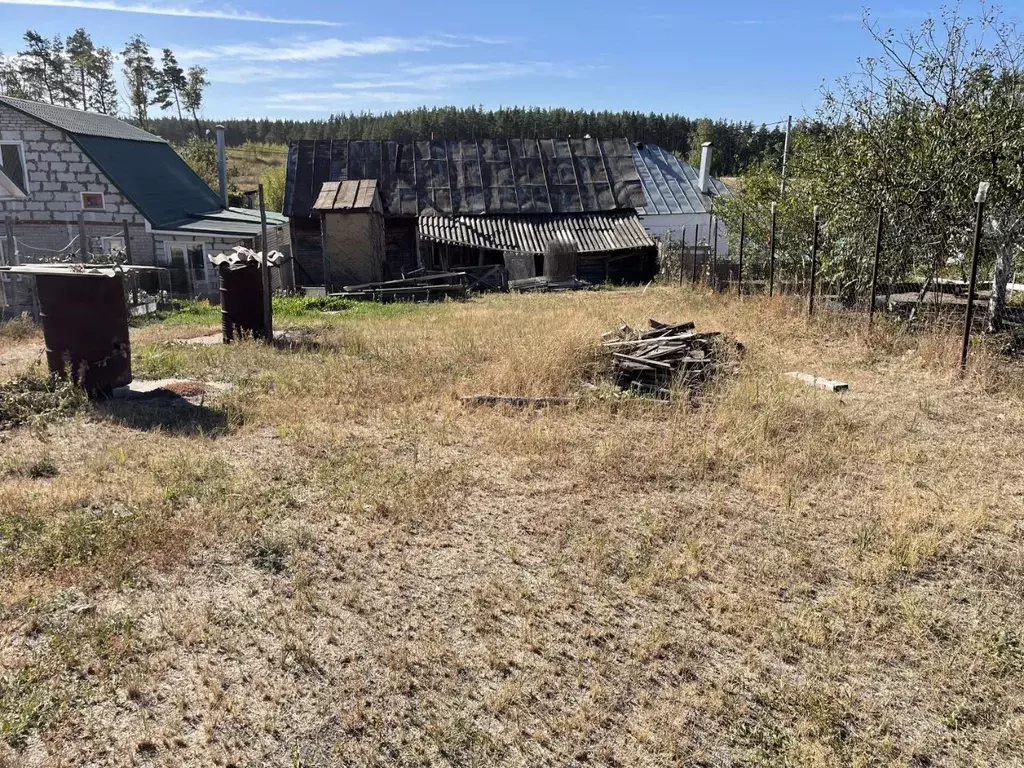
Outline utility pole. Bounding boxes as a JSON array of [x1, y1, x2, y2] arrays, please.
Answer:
[[780, 115, 792, 196], [768, 202, 777, 297], [960, 182, 989, 374]]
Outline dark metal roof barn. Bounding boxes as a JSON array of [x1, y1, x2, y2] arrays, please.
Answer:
[[284, 138, 646, 218]]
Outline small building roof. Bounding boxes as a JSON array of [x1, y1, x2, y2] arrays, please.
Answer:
[[630, 142, 730, 216], [159, 207, 289, 237], [0, 96, 163, 143], [313, 179, 381, 212], [417, 211, 654, 255]]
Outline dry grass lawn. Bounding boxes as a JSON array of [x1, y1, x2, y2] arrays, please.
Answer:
[[1, 287, 1023, 767]]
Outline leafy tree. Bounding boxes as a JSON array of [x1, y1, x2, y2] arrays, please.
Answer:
[[122, 34, 156, 127], [719, 3, 1024, 326], [155, 48, 186, 119], [181, 66, 209, 136], [65, 28, 96, 110], [176, 135, 219, 189]]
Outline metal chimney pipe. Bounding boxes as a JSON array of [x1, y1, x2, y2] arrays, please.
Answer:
[[216, 125, 228, 208], [698, 142, 713, 194]]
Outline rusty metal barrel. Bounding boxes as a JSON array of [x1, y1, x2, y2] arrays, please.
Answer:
[[543, 239, 578, 282], [219, 262, 267, 342], [35, 271, 132, 395]]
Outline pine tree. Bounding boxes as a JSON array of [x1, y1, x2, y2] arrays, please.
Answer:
[[90, 47, 119, 115], [122, 34, 156, 127], [66, 28, 97, 110], [181, 66, 209, 136], [155, 48, 186, 119], [19, 31, 58, 103]]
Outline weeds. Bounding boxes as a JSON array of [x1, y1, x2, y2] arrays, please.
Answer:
[[0, 371, 86, 431]]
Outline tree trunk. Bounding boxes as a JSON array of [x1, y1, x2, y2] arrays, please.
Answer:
[[987, 242, 1013, 333]]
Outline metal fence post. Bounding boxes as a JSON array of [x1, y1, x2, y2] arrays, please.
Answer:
[[678, 226, 685, 287], [737, 212, 745, 297], [768, 202, 777, 297], [960, 182, 989, 373], [868, 206, 883, 327], [808, 206, 819, 316], [691, 224, 699, 285]]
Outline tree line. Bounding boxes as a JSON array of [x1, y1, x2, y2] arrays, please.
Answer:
[[147, 108, 788, 177], [0, 29, 208, 131]]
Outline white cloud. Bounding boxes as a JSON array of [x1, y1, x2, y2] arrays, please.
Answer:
[[179, 35, 474, 62], [0, 0, 341, 25]]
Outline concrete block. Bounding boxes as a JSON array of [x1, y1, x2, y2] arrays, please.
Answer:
[[50, 162, 67, 173], [28, 142, 48, 151], [25, 202, 45, 211], [22, 130, 41, 141], [42, 131, 62, 141], [40, 152, 59, 162], [68, 162, 87, 173], [56, 173, 75, 183], [61, 153, 83, 163]]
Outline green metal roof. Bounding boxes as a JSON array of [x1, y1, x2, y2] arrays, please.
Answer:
[[74, 134, 225, 229], [0, 96, 163, 142], [1, 97, 287, 238], [160, 207, 289, 237]]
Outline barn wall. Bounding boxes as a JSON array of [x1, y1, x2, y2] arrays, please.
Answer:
[[384, 218, 417, 279], [323, 211, 384, 289]]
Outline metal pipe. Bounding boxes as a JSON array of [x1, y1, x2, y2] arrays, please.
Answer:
[[259, 184, 273, 342], [768, 202, 777, 297], [868, 206, 883, 327], [216, 125, 228, 208], [808, 206, 819, 316], [737, 212, 745, 297], [960, 183, 990, 373]]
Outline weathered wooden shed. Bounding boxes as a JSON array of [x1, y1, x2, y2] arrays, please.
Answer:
[[312, 179, 385, 290], [283, 138, 653, 284]]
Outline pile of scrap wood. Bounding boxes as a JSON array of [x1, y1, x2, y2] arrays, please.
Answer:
[[603, 319, 735, 396], [510, 276, 593, 293], [333, 266, 510, 302]]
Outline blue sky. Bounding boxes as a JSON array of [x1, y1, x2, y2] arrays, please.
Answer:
[[0, 0, 1020, 123]]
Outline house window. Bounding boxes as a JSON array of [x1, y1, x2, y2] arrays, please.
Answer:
[[81, 192, 105, 211], [0, 141, 28, 197]]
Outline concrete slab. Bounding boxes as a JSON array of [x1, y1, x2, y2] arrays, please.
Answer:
[[109, 379, 233, 401]]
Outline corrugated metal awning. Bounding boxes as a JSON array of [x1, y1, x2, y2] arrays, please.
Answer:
[[418, 212, 655, 255]]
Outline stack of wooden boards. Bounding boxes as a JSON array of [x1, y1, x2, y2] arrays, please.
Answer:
[[509, 276, 593, 293], [334, 266, 509, 302], [603, 319, 730, 396]]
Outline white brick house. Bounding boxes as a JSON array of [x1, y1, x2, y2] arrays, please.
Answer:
[[0, 96, 288, 302]]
